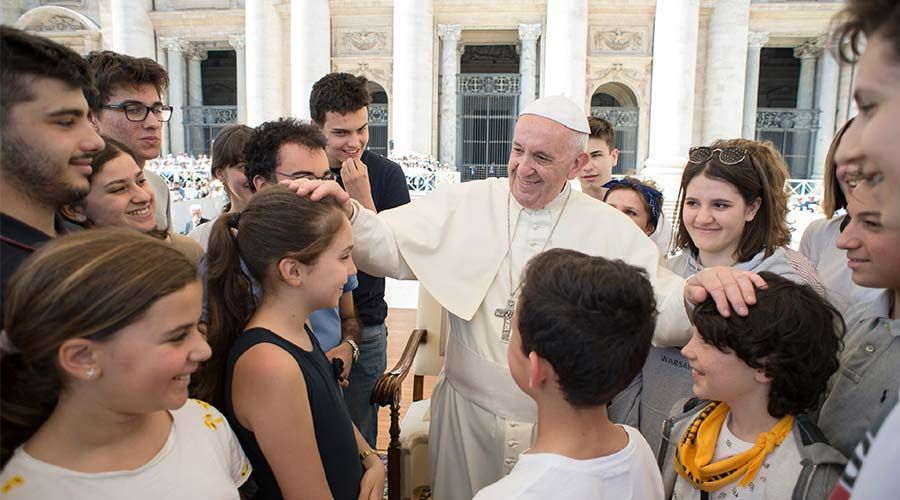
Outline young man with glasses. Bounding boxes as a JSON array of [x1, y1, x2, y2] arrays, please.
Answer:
[[0, 27, 104, 320], [310, 73, 411, 447], [85, 51, 173, 232], [244, 117, 363, 388]]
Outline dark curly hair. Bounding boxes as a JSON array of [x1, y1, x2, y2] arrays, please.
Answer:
[[516, 249, 657, 408], [243, 118, 327, 192], [0, 26, 94, 128], [692, 271, 844, 418], [831, 0, 900, 63], [309, 72, 372, 125], [84, 51, 169, 110]]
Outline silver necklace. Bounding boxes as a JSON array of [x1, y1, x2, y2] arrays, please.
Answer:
[[494, 187, 572, 343]]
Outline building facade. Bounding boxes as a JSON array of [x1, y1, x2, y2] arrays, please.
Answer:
[[4, 0, 850, 197]]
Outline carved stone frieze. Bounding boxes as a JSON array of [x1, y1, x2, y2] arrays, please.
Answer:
[[333, 27, 391, 56], [588, 26, 650, 55], [587, 61, 651, 101], [32, 14, 86, 31], [331, 60, 392, 94]]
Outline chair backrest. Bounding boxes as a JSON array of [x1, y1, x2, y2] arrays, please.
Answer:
[[413, 285, 449, 378]]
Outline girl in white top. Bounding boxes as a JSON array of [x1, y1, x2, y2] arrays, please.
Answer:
[[666, 139, 821, 292], [799, 119, 881, 314], [0, 229, 250, 499]]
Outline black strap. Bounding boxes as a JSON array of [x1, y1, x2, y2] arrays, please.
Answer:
[[701, 491, 709, 500]]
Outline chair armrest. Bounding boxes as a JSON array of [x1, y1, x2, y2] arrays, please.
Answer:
[[371, 328, 428, 407]]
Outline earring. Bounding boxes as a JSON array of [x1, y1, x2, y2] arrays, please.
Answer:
[[86, 367, 96, 379]]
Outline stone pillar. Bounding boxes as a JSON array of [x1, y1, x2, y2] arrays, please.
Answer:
[[794, 41, 822, 109], [518, 24, 542, 110], [644, 0, 700, 222], [246, 0, 284, 126], [438, 24, 462, 166], [160, 37, 187, 155], [228, 35, 248, 125], [290, 0, 330, 120], [700, 0, 751, 144], [186, 45, 207, 156], [742, 32, 769, 138], [110, 0, 155, 58], [812, 39, 841, 178], [542, 0, 588, 102], [392, 0, 434, 154]]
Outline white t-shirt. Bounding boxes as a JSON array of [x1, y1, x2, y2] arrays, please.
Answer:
[[473, 425, 664, 500], [0, 399, 251, 499], [672, 413, 801, 500]]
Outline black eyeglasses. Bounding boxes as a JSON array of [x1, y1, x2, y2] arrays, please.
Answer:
[[275, 170, 335, 182], [100, 102, 173, 122], [688, 146, 748, 165]]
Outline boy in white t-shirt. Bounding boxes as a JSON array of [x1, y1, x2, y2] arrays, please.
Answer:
[[474, 249, 664, 500]]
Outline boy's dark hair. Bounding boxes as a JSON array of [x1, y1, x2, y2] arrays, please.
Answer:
[[309, 72, 372, 125], [832, 0, 900, 63], [587, 116, 616, 149], [692, 272, 844, 418], [0, 26, 94, 128], [84, 50, 169, 110], [516, 249, 657, 408], [243, 118, 327, 192]]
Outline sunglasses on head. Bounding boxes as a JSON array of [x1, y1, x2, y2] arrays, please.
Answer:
[[688, 146, 749, 165]]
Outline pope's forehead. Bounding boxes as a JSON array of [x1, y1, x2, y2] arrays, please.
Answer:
[[514, 114, 571, 137]]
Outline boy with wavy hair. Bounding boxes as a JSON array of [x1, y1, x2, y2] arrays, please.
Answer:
[[660, 272, 846, 499]]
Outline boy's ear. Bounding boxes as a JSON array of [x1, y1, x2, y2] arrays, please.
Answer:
[[753, 367, 773, 385], [527, 351, 556, 390]]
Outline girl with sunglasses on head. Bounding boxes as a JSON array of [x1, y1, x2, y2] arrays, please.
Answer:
[[60, 137, 204, 265], [0, 229, 250, 499], [196, 186, 385, 500], [667, 138, 822, 290], [799, 119, 881, 316]]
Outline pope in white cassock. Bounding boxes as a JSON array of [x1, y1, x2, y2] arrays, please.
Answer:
[[291, 95, 765, 500]]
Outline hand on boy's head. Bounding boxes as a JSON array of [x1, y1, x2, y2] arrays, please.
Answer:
[[685, 267, 767, 317], [282, 178, 352, 213]]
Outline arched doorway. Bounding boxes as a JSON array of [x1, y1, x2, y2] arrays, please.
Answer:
[[590, 82, 639, 174], [367, 81, 389, 157]]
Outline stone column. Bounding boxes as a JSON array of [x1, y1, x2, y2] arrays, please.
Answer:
[[290, 0, 330, 120], [186, 45, 207, 156], [110, 0, 155, 58], [812, 39, 841, 178], [542, 0, 588, 102], [438, 24, 462, 166], [245, 0, 284, 126], [700, 0, 751, 144], [742, 32, 769, 138], [160, 37, 187, 154], [518, 24, 542, 110], [392, 0, 434, 154], [794, 41, 822, 176], [794, 41, 822, 109], [643, 0, 700, 221], [228, 35, 247, 125]]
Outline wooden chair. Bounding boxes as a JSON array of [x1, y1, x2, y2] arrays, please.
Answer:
[[372, 286, 449, 500]]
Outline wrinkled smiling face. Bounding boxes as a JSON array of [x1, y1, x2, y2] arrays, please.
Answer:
[[508, 115, 584, 209]]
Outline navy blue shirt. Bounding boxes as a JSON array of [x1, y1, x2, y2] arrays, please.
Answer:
[[332, 150, 410, 326], [1, 213, 65, 323]]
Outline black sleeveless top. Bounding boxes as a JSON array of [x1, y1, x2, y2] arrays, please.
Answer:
[[223, 326, 363, 500]]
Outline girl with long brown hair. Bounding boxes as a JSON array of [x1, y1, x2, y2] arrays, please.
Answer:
[[199, 185, 385, 500], [0, 229, 250, 498]]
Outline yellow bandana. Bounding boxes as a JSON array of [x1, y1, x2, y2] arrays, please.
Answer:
[[674, 401, 794, 492]]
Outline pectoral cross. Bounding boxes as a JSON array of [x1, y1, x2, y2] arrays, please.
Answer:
[[494, 298, 516, 343]]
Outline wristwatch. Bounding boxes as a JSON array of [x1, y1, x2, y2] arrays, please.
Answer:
[[344, 338, 360, 362], [359, 448, 377, 461]]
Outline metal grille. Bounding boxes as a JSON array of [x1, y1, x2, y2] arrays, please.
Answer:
[[590, 106, 639, 174], [367, 103, 388, 157], [457, 74, 520, 181], [183, 105, 237, 157], [755, 108, 819, 179]]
